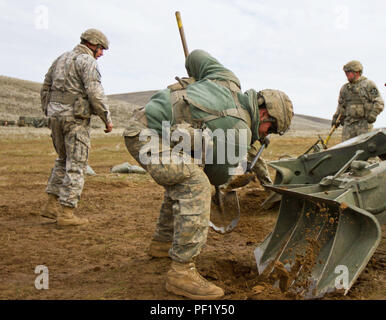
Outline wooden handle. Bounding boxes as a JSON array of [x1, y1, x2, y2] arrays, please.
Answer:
[[175, 11, 189, 58], [324, 113, 342, 146]]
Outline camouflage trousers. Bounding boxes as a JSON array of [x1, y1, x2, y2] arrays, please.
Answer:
[[46, 116, 90, 208], [123, 119, 211, 263], [342, 119, 373, 141]]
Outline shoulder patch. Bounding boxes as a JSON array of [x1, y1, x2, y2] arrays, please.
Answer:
[[370, 87, 378, 96]]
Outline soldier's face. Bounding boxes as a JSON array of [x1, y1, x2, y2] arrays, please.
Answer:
[[95, 47, 105, 59], [258, 109, 272, 138], [345, 71, 358, 82]]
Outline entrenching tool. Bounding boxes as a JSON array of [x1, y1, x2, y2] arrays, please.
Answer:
[[261, 128, 386, 209], [304, 114, 341, 154], [209, 141, 268, 234], [175, 11, 189, 59], [173, 10, 245, 234], [225, 141, 267, 191], [209, 186, 241, 234], [323, 113, 342, 148], [255, 147, 386, 298]]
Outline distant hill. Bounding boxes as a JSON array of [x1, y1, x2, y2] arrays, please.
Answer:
[[0, 75, 138, 128], [0, 75, 331, 131], [109, 90, 158, 107]]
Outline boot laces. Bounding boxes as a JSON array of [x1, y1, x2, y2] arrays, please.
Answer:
[[188, 265, 210, 287]]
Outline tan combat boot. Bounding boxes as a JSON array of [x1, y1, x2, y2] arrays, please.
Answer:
[[148, 240, 171, 258], [57, 205, 89, 226], [32, 193, 59, 220], [165, 261, 224, 300]]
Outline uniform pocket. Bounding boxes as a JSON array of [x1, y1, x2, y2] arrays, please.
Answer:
[[148, 161, 192, 186], [123, 119, 146, 137], [173, 198, 201, 216], [73, 131, 90, 163], [348, 104, 365, 118]]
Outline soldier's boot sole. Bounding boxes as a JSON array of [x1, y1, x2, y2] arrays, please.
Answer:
[[57, 206, 89, 226], [57, 217, 89, 226], [165, 282, 224, 300], [165, 261, 224, 300]]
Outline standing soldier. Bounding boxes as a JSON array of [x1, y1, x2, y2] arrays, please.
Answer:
[[36, 28, 113, 226], [332, 60, 384, 141], [123, 49, 293, 299]]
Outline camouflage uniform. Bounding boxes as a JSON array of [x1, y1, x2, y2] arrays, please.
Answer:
[[123, 50, 293, 264], [333, 62, 384, 141], [41, 43, 111, 208], [124, 113, 211, 263]]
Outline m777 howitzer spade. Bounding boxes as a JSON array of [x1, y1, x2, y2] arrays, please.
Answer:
[[261, 129, 386, 209], [254, 147, 386, 298]]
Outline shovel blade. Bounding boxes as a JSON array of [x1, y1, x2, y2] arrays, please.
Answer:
[[210, 189, 240, 234]]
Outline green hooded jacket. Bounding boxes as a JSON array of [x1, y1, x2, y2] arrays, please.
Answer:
[[145, 49, 261, 185]]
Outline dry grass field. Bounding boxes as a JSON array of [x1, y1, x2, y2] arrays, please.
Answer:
[[0, 126, 384, 301], [0, 75, 384, 302]]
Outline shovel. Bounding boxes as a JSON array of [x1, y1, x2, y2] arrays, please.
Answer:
[[209, 142, 267, 234], [209, 186, 240, 234]]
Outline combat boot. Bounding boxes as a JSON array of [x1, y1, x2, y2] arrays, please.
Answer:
[[57, 205, 89, 226], [165, 261, 224, 300], [148, 239, 171, 258], [32, 193, 59, 220]]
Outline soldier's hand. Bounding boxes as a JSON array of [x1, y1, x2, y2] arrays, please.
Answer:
[[367, 112, 377, 124], [259, 135, 270, 148], [104, 122, 113, 133], [331, 117, 341, 128]]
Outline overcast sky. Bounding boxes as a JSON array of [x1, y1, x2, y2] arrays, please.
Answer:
[[1, 0, 385, 127]]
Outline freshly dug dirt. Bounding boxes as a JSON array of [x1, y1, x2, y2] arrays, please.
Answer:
[[0, 128, 384, 300]]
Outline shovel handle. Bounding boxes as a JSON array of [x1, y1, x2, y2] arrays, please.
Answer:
[[324, 113, 342, 146], [175, 11, 189, 59], [249, 142, 266, 172]]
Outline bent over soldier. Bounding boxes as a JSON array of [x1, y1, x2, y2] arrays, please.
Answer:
[[332, 60, 384, 141], [123, 49, 293, 300], [36, 28, 114, 226]]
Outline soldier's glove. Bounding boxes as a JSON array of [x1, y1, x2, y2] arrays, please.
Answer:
[[367, 112, 377, 124], [331, 115, 344, 128], [259, 136, 270, 148]]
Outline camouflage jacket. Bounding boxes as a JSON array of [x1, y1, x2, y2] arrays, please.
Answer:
[[333, 76, 384, 125], [41, 44, 111, 124]]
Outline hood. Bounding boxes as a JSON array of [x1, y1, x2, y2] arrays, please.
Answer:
[[185, 49, 241, 89], [243, 89, 261, 142]]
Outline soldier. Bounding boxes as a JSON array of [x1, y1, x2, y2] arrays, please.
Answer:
[[332, 60, 384, 141], [123, 49, 293, 300], [35, 28, 114, 226]]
